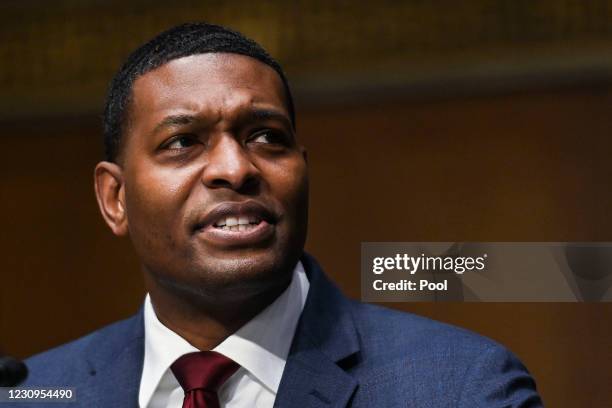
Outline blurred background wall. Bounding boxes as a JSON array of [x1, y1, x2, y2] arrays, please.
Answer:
[[1, 1, 611, 406]]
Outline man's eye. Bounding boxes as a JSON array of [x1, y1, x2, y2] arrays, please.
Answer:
[[165, 135, 197, 150], [249, 131, 286, 145]]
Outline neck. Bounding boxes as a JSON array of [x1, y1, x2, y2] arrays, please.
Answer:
[[144, 271, 292, 350]]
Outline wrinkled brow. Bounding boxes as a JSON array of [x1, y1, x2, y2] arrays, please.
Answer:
[[152, 114, 198, 134], [153, 108, 292, 135]]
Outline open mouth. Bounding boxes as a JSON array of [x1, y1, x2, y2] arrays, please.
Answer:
[[213, 215, 264, 232], [194, 200, 277, 232], [193, 201, 277, 246]]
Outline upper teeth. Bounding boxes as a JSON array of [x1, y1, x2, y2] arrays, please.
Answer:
[[215, 216, 261, 227]]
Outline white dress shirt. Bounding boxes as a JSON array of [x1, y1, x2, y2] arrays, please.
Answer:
[[138, 262, 310, 408]]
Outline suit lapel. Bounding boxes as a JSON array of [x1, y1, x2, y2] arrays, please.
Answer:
[[275, 254, 360, 408], [273, 348, 358, 408], [77, 311, 145, 408]]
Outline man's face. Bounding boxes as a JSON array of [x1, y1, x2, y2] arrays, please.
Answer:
[[115, 53, 308, 299]]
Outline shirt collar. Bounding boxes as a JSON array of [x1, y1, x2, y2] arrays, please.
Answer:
[[139, 261, 309, 408]]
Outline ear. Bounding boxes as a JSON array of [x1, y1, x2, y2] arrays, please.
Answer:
[[299, 144, 308, 164], [94, 161, 129, 236]]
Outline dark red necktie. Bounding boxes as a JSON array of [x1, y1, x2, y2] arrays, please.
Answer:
[[171, 351, 240, 408]]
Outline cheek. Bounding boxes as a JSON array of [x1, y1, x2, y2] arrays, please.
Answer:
[[266, 157, 309, 218], [124, 165, 198, 250]]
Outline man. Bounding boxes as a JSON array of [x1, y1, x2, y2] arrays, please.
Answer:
[[23, 23, 542, 407]]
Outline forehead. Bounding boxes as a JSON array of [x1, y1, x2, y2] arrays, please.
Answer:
[[129, 53, 288, 127]]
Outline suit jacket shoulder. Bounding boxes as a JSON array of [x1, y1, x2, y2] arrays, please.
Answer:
[[274, 254, 543, 407], [350, 298, 503, 366], [23, 313, 144, 408], [348, 300, 540, 406]]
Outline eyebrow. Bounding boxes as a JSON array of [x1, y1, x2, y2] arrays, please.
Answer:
[[152, 108, 293, 135], [249, 109, 293, 130], [152, 114, 198, 135]]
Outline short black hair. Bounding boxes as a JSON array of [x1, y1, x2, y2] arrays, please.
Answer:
[[103, 22, 295, 162]]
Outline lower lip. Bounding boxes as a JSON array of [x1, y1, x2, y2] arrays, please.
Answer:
[[196, 220, 275, 247]]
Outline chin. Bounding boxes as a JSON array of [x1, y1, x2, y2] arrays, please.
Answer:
[[191, 248, 296, 292]]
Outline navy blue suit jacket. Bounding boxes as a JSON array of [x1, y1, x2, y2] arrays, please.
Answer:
[[22, 254, 542, 407]]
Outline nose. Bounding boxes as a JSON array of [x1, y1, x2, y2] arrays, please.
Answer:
[[201, 135, 260, 192]]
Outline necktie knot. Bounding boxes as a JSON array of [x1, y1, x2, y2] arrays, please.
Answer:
[[171, 351, 240, 393]]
